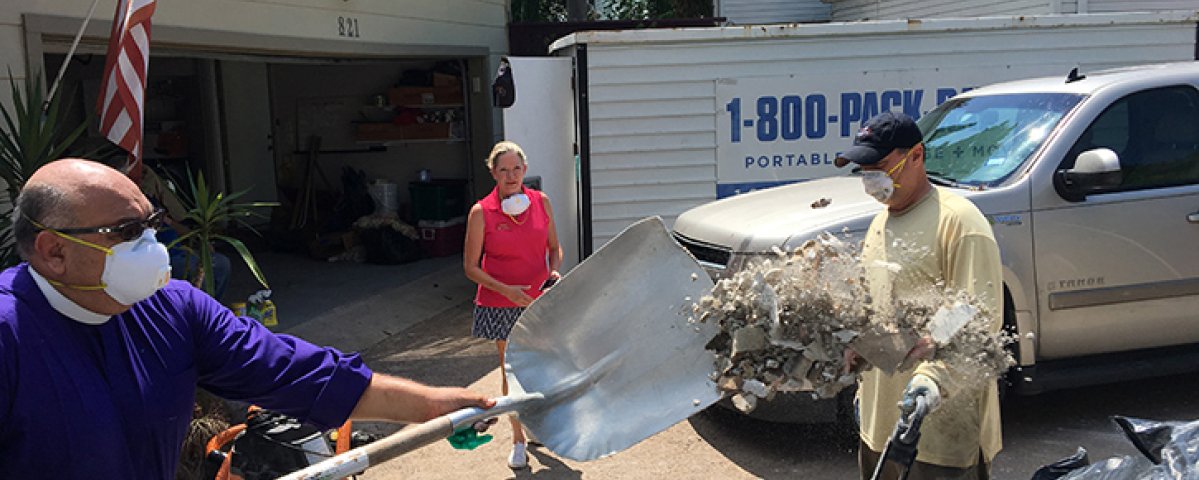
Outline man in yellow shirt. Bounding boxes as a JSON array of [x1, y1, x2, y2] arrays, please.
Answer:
[[835, 112, 1003, 480]]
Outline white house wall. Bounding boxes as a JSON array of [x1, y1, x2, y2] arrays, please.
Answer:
[[569, 14, 1197, 248], [828, 0, 1055, 21], [719, 0, 831, 24], [826, 0, 1199, 20], [1085, 0, 1199, 12], [2, 0, 507, 82]]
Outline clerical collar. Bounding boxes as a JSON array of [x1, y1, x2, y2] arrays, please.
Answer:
[[28, 268, 111, 325]]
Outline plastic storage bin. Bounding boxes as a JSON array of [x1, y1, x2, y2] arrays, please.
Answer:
[[418, 217, 467, 257]]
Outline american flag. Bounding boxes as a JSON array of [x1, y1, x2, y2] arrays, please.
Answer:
[[97, 0, 157, 180]]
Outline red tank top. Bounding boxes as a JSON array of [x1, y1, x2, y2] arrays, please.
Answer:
[[475, 186, 552, 307]]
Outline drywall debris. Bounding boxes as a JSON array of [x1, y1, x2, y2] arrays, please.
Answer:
[[690, 232, 1014, 405]]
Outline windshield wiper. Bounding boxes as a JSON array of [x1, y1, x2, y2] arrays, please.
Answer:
[[925, 171, 982, 190], [923, 123, 976, 143], [925, 170, 955, 186]]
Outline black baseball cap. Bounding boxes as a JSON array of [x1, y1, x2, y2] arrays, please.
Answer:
[[834, 111, 923, 168]]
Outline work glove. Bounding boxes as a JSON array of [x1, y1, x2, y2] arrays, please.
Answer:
[[900, 373, 942, 416]]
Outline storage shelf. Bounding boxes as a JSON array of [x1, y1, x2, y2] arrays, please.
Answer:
[[396, 103, 464, 109], [355, 138, 469, 146]]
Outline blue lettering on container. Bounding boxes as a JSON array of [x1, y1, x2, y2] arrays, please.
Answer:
[[881, 90, 902, 113], [903, 90, 924, 119], [861, 92, 880, 125], [841, 93, 862, 137], [936, 88, 958, 104]]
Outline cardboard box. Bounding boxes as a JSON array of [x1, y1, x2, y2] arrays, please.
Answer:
[[401, 123, 453, 140], [355, 123, 404, 141], [356, 122, 457, 142], [432, 72, 460, 87], [388, 86, 463, 106]]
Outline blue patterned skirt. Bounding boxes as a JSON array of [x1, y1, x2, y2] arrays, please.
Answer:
[[472, 305, 525, 340]]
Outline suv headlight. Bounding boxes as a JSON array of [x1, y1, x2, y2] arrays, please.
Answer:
[[671, 232, 732, 279]]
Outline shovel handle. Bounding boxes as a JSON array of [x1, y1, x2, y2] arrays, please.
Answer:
[[275, 394, 543, 480]]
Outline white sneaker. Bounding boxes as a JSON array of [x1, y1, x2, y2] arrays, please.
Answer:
[[507, 442, 528, 469]]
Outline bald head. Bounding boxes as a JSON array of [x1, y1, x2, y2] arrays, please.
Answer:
[[26, 158, 142, 201], [14, 159, 149, 259]]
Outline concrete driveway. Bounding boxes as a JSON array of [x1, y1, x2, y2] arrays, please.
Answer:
[[230, 251, 1199, 479]]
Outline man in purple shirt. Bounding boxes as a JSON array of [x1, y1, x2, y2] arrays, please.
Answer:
[[0, 159, 494, 478]]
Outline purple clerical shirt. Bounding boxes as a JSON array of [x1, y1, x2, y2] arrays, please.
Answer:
[[0, 264, 373, 478]]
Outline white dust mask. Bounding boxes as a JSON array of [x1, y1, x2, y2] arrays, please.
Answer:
[[860, 148, 914, 204], [101, 228, 172, 304], [862, 171, 895, 203], [502, 193, 531, 216], [48, 227, 172, 305]]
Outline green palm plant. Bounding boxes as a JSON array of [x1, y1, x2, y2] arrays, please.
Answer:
[[167, 170, 277, 296], [0, 69, 91, 267]]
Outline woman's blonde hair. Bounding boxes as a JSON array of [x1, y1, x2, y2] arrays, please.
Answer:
[[485, 140, 527, 170]]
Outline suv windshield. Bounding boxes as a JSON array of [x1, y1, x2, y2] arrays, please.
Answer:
[[917, 93, 1084, 187]]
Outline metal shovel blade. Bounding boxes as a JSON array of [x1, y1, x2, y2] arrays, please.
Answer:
[[506, 216, 722, 462]]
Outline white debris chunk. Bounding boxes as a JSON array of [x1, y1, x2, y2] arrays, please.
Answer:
[[928, 302, 979, 344], [731, 392, 758, 413], [870, 259, 903, 274], [742, 379, 769, 398]]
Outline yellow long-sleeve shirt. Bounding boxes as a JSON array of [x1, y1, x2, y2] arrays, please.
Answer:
[[857, 187, 1004, 468]]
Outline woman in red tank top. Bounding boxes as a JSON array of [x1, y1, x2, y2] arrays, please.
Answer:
[[463, 141, 563, 469]]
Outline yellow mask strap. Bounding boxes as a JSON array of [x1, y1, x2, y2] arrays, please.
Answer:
[[25, 216, 114, 255], [885, 144, 921, 187], [25, 216, 111, 291], [46, 229, 115, 255], [47, 278, 107, 291]]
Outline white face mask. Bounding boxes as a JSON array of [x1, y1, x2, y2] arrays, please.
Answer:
[[860, 147, 916, 204], [49, 227, 172, 305], [862, 171, 896, 203], [501, 193, 531, 216], [101, 228, 172, 304]]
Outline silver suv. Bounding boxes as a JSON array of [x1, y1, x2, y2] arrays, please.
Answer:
[[672, 61, 1199, 422]]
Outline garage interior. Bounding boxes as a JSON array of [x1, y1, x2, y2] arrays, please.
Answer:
[[41, 49, 496, 310]]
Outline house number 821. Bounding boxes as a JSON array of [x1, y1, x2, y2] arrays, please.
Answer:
[[338, 16, 361, 38]]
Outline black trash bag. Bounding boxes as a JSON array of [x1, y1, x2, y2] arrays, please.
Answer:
[[1054, 416, 1199, 480], [358, 226, 421, 265], [1113, 416, 1176, 465], [492, 57, 515, 108], [1031, 447, 1090, 480], [1059, 456, 1157, 480]]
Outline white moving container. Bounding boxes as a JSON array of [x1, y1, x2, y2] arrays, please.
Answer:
[[507, 12, 1199, 260]]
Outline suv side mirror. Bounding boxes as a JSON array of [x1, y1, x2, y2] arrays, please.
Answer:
[[1055, 148, 1123, 202]]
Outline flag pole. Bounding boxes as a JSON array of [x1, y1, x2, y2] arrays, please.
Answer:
[[43, 0, 103, 113]]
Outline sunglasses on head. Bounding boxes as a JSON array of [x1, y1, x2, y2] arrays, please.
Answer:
[[40, 208, 167, 242]]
